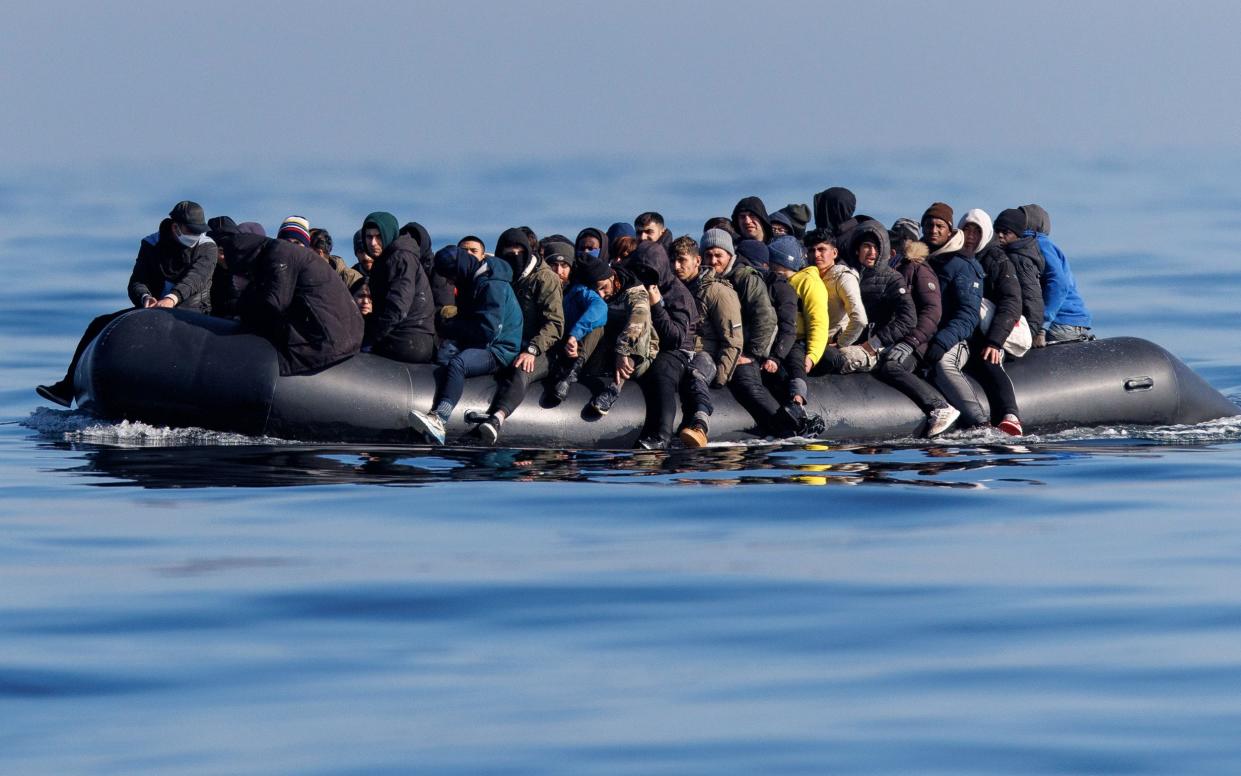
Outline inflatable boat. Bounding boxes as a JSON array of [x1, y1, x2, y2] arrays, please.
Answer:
[[74, 309, 1238, 448]]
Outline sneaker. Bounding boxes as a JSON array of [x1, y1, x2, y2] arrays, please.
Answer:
[[637, 436, 667, 450], [550, 378, 572, 403], [476, 415, 502, 445], [590, 383, 621, 415], [798, 413, 826, 438], [926, 406, 961, 437], [996, 414, 1023, 437], [36, 381, 73, 408], [409, 410, 446, 445], [678, 421, 709, 448], [463, 409, 490, 424]]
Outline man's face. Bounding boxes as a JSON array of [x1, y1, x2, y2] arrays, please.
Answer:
[[812, 242, 838, 273], [549, 259, 571, 287], [595, 276, 617, 300], [856, 240, 879, 268], [637, 222, 665, 243], [737, 211, 763, 241], [771, 221, 790, 237], [673, 250, 700, 282], [459, 239, 485, 260], [501, 247, 525, 266], [364, 227, 384, 259], [578, 234, 601, 255], [704, 246, 732, 275], [996, 229, 1018, 246], [923, 218, 952, 248], [961, 223, 983, 255]]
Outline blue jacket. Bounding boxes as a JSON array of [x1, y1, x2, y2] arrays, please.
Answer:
[[456, 257, 523, 366], [563, 283, 608, 341], [929, 251, 985, 354], [1028, 231, 1092, 328]]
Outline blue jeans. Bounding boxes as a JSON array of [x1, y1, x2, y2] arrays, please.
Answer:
[[433, 348, 500, 420], [1047, 323, 1093, 343]]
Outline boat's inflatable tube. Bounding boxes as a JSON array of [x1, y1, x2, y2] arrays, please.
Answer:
[[76, 309, 1239, 448]]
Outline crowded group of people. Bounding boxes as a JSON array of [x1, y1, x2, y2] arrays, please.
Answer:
[[37, 187, 1095, 448]]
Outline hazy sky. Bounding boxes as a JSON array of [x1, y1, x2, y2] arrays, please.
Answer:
[[3, 0, 1238, 166]]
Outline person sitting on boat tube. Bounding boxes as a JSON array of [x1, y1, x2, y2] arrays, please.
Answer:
[[36, 201, 217, 407], [463, 227, 565, 445], [409, 246, 523, 445], [359, 211, 437, 364], [211, 230, 364, 376], [1019, 204, 1094, 345]]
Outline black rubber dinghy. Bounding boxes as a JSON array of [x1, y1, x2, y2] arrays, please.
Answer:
[[75, 309, 1239, 448]]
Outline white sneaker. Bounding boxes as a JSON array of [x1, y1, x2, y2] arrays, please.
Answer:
[[926, 406, 961, 437], [410, 410, 446, 445]]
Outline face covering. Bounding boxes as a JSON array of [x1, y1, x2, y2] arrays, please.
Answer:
[[579, 248, 600, 259], [177, 230, 201, 247]]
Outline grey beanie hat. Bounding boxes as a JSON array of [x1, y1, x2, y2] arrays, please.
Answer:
[[699, 228, 735, 256]]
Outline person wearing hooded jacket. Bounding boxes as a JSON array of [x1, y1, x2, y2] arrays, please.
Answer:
[[37, 201, 218, 407], [817, 222, 916, 376], [362, 212, 437, 363], [213, 231, 364, 375], [409, 246, 522, 444], [731, 196, 773, 244], [993, 207, 1046, 345], [921, 202, 987, 432], [400, 221, 456, 311], [1019, 204, 1093, 343], [620, 240, 700, 449], [961, 209, 1024, 435], [813, 186, 861, 247], [574, 227, 610, 265], [465, 228, 565, 444]]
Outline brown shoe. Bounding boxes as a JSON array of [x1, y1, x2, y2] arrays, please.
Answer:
[[678, 423, 708, 448]]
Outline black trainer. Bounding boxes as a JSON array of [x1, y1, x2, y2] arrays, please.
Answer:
[[36, 381, 73, 408]]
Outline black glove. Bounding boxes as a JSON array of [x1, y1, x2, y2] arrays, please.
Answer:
[[1032, 331, 1047, 349], [923, 342, 947, 365]]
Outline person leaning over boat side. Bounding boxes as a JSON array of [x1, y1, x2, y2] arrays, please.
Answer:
[[409, 246, 523, 445], [993, 208, 1045, 347], [465, 228, 566, 444], [621, 240, 700, 450], [670, 235, 743, 447], [921, 201, 987, 431], [360, 211, 437, 364], [731, 196, 773, 244], [1021, 204, 1094, 344], [961, 209, 1024, 436], [816, 222, 916, 376], [309, 227, 366, 295], [212, 230, 364, 375], [36, 201, 217, 407], [765, 236, 830, 411]]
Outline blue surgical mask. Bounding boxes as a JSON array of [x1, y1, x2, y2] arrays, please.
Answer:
[[580, 248, 600, 259]]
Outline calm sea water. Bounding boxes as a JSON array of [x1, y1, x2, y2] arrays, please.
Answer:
[[3, 152, 1241, 775]]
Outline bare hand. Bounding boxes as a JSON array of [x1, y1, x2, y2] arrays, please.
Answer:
[[762, 358, 779, 374], [615, 354, 635, 382], [982, 345, 1003, 364], [737, 355, 753, 365], [155, 296, 177, 309], [143, 296, 159, 308], [804, 356, 814, 373], [565, 336, 579, 358], [646, 284, 661, 305], [515, 352, 536, 373]]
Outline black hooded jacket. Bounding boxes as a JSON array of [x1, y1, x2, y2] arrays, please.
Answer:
[[731, 196, 773, 243], [623, 240, 698, 352], [575, 227, 610, 265], [401, 221, 455, 308], [976, 241, 1024, 351], [846, 221, 917, 348], [1002, 232, 1046, 332], [813, 187, 857, 231], [219, 234, 364, 375], [128, 218, 217, 313], [366, 232, 437, 348]]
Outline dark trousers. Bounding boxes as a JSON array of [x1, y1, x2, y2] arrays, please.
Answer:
[[729, 360, 783, 433], [375, 332, 436, 364], [490, 353, 550, 417], [874, 349, 947, 413], [60, 309, 131, 385], [969, 355, 1019, 420], [639, 350, 691, 443], [433, 348, 499, 419]]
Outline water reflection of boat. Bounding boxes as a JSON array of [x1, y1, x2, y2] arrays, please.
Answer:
[[76, 309, 1239, 449]]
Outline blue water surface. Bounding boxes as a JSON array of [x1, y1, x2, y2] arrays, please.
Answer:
[[2, 152, 1241, 775]]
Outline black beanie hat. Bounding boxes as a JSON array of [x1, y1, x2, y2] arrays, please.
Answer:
[[994, 208, 1027, 236], [577, 256, 615, 284]]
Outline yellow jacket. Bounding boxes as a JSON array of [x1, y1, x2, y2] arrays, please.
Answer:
[[787, 266, 829, 366]]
